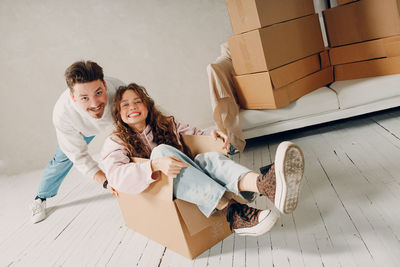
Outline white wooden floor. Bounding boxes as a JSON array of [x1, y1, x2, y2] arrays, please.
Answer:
[[1, 107, 400, 267]]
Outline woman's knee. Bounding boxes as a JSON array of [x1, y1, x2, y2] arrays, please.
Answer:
[[150, 144, 180, 159], [194, 152, 225, 167]]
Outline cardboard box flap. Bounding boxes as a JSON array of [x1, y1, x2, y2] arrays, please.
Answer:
[[175, 199, 212, 236], [182, 135, 227, 156]]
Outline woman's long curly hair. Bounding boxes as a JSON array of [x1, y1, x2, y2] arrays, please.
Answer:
[[112, 83, 190, 159]]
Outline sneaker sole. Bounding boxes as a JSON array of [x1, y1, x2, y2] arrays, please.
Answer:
[[31, 213, 46, 224], [234, 209, 279, 237], [274, 141, 304, 214]]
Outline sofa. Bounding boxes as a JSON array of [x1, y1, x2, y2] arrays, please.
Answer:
[[207, 45, 400, 148], [239, 74, 400, 139]]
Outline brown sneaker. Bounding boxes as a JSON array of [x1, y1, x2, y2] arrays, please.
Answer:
[[257, 141, 305, 214], [225, 200, 279, 236], [257, 164, 277, 202]]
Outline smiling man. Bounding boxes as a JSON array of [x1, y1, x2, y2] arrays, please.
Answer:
[[30, 61, 124, 223]]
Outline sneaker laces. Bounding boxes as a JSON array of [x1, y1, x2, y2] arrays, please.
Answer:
[[226, 203, 258, 231], [31, 200, 44, 215]]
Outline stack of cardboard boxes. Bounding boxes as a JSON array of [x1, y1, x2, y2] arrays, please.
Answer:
[[226, 0, 334, 109], [324, 0, 400, 81]]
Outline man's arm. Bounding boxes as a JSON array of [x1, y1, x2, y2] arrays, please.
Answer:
[[55, 126, 100, 179], [94, 170, 118, 196]]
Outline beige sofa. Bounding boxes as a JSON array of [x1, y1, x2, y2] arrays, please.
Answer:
[[207, 45, 400, 149]]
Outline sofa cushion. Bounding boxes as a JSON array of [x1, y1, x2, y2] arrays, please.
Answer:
[[239, 86, 339, 130], [329, 74, 400, 109]]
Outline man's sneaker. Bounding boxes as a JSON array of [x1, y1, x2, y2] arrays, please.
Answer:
[[257, 141, 304, 214], [30, 199, 46, 223], [226, 200, 279, 236]]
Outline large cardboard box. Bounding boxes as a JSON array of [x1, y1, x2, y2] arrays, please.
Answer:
[[234, 67, 334, 109], [323, 0, 400, 47], [334, 56, 400, 80], [228, 14, 325, 75], [329, 35, 400, 65], [225, 0, 315, 35], [117, 135, 232, 259]]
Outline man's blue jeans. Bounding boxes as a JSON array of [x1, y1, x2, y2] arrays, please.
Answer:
[[37, 136, 95, 199], [150, 144, 252, 217]]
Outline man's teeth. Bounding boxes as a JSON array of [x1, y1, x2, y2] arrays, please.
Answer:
[[92, 106, 101, 111]]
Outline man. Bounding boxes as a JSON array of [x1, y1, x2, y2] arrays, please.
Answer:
[[30, 60, 124, 223]]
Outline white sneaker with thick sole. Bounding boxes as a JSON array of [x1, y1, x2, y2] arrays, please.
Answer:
[[274, 141, 305, 214], [30, 199, 46, 223], [234, 208, 280, 237], [227, 201, 280, 237]]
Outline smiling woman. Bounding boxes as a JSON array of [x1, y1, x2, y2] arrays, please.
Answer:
[[119, 90, 148, 132], [100, 82, 305, 237]]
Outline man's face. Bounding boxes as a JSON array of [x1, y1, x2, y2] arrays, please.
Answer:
[[70, 80, 107, 119]]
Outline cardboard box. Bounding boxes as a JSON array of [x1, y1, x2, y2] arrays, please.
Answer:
[[234, 67, 334, 109], [117, 135, 232, 259], [323, 0, 400, 47], [329, 35, 400, 65], [228, 14, 325, 75], [231, 53, 321, 109], [225, 0, 315, 35], [334, 56, 400, 80], [337, 0, 358, 5], [267, 53, 321, 89], [319, 49, 331, 69]]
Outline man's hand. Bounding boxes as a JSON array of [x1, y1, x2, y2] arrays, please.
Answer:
[[212, 129, 229, 152], [106, 183, 119, 197], [151, 156, 189, 178], [94, 170, 119, 197]]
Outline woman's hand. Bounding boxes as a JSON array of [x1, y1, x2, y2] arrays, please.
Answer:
[[151, 156, 189, 178], [212, 129, 229, 152]]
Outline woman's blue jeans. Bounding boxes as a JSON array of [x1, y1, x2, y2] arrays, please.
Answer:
[[150, 144, 252, 217], [37, 135, 95, 199]]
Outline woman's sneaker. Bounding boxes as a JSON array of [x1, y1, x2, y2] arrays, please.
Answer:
[[257, 141, 304, 214], [30, 198, 46, 223], [226, 200, 279, 236]]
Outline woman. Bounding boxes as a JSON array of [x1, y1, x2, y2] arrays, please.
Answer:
[[101, 83, 305, 236]]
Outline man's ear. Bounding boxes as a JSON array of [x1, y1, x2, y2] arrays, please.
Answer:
[[70, 90, 76, 102], [103, 80, 107, 92]]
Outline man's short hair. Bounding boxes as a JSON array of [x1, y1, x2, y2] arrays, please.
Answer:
[[65, 60, 104, 92]]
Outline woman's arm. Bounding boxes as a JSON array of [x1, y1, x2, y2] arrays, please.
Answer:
[[101, 136, 157, 194]]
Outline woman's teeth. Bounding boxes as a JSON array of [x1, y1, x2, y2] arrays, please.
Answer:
[[128, 113, 140, 118]]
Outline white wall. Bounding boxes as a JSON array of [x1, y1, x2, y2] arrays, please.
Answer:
[[0, 0, 232, 175], [0, 0, 329, 176]]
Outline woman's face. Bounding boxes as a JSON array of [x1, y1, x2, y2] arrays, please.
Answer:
[[119, 90, 149, 132]]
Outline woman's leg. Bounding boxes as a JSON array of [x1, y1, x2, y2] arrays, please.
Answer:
[[150, 145, 281, 236], [150, 144, 226, 217], [194, 152, 257, 198], [196, 142, 305, 215]]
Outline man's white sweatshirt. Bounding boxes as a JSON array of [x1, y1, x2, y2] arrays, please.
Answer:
[[52, 77, 124, 179]]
